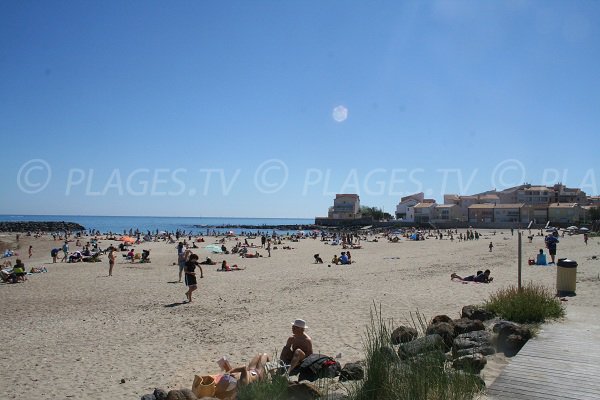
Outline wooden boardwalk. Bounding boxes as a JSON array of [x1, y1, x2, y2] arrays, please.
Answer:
[[487, 309, 600, 400]]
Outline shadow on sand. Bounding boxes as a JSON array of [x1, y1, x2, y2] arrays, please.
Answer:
[[164, 301, 188, 308]]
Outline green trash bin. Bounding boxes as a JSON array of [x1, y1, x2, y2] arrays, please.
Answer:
[[556, 258, 577, 296]]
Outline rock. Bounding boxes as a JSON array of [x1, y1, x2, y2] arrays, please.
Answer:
[[453, 353, 487, 373], [391, 326, 418, 344], [431, 315, 453, 324], [0, 221, 85, 232], [120, 378, 126, 384], [166, 390, 187, 400], [141, 394, 156, 400], [339, 362, 364, 381], [426, 322, 455, 350], [453, 331, 495, 358], [287, 382, 321, 400], [154, 389, 168, 400], [494, 321, 531, 357], [503, 333, 530, 357], [452, 318, 485, 335], [398, 334, 445, 360], [454, 346, 496, 358], [461, 305, 495, 321], [180, 389, 198, 400]]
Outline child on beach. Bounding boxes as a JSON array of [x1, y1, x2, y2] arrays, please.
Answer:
[[488, 242, 493, 252], [184, 254, 203, 303]]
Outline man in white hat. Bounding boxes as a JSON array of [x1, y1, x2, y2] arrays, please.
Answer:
[[280, 319, 313, 373]]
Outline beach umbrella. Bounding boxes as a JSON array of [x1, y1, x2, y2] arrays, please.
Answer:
[[566, 226, 578, 230], [579, 227, 589, 232], [120, 236, 135, 243]]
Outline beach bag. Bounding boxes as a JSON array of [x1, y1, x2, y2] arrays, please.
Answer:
[[297, 354, 341, 382], [192, 375, 216, 398], [214, 374, 237, 399]]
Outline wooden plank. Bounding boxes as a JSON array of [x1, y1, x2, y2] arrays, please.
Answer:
[[488, 313, 600, 400]]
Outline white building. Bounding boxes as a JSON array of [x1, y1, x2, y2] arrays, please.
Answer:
[[395, 192, 424, 221]]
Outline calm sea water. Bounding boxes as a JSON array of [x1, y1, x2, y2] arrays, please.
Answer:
[[0, 215, 314, 234]]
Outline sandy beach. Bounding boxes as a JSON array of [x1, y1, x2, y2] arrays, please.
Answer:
[[1, 229, 599, 399]]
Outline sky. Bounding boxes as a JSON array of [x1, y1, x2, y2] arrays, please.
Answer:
[[1, 0, 599, 218]]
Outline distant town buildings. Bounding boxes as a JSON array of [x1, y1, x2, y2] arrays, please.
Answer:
[[398, 183, 593, 225], [316, 184, 596, 227]]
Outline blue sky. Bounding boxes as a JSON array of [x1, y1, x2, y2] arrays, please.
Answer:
[[1, 0, 598, 218]]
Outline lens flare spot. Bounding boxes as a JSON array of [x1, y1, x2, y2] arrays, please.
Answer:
[[332, 105, 348, 122]]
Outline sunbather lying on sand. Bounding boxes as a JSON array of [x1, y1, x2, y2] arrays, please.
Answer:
[[227, 353, 270, 385], [451, 269, 493, 283], [219, 261, 245, 271]]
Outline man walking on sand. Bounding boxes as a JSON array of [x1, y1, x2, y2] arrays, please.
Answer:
[[545, 230, 560, 264], [280, 319, 313, 373]]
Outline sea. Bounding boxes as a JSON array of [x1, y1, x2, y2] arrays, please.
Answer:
[[0, 215, 315, 235]]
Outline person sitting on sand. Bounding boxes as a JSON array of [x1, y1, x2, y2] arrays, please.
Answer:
[[0, 267, 18, 283], [314, 254, 323, 264], [280, 319, 313, 373], [339, 252, 349, 265], [451, 270, 493, 283], [536, 249, 547, 265], [13, 259, 27, 282], [331, 254, 339, 265]]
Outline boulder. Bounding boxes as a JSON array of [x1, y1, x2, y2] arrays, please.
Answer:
[[431, 315, 453, 324], [494, 321, 531, 357], [452, 318, 485, 335], [453, 331, 495, 358], [503, 333, 530, 357], [154, 389, 168, 400], [166, 391, 187, 400], [452, 353, 487, 373], [461, 305, 495, 321], [454, 346, 496, 358], [425, 322, 455, 350], [141, 394, 156, 400], [180, 389, 198, 400], [391, 326, 418, 344], [339, 362, 365, 381], [398, 334, 445, 360]]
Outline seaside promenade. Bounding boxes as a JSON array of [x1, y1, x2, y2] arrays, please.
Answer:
[[487, 305, 600, 399]]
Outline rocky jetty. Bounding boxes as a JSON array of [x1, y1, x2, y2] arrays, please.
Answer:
[[0, 221, 85, 232]]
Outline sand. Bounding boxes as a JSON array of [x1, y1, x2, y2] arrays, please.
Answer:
[[1, 229, 598, 399]]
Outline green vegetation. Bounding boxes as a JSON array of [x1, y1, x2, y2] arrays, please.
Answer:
[[360, 206, 393, 221], [484, 282, 565, 324], [236, 374, 288, 400], [346, 305, 484, 400]]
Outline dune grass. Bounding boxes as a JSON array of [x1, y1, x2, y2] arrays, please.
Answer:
[[236, 374, 288, 400], [346, 304, 484, 400], [484, 282, 565, 324]]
